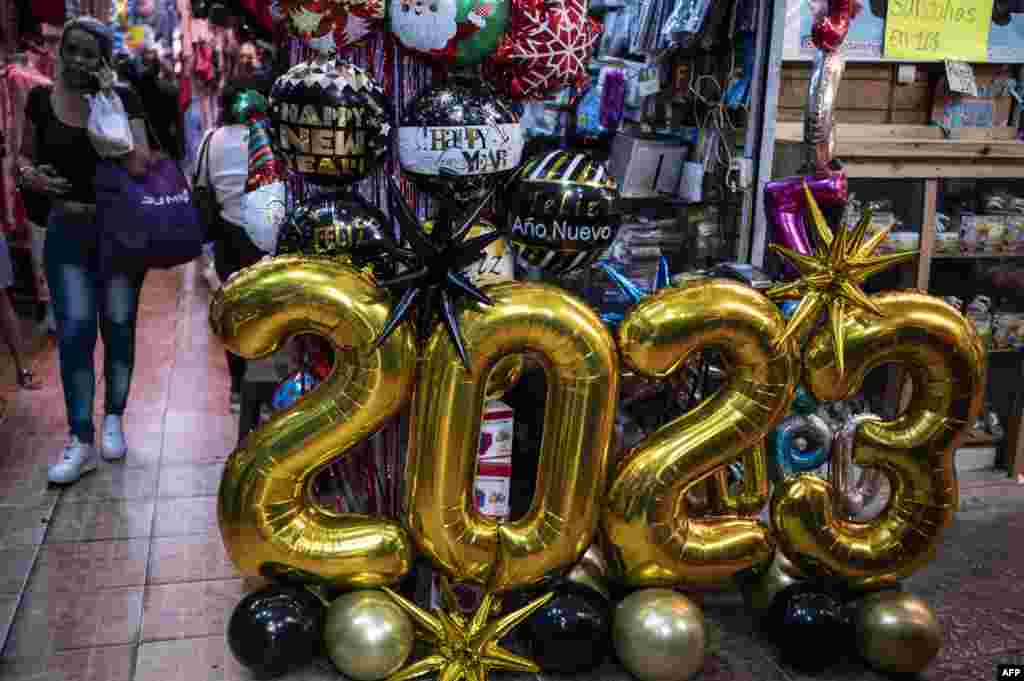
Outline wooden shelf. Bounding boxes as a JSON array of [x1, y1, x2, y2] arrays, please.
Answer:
[[775, 123, 1024, 178], [962, 429, 999, 447], [932, 252, 1024, 260]]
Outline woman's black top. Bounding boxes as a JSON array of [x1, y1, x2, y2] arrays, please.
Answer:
[[26, 84, 145, 204]]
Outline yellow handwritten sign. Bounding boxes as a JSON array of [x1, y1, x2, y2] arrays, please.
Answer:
[[884, 0, 994, 61]]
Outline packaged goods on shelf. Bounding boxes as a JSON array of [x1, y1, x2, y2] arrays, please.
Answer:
[[960, 214, 1006, 254], [1005, 216, 1024, 253], [936, 231, 960, 255], [881, 231, 919, 253]]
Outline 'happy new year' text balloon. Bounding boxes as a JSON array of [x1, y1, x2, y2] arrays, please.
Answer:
[[397, 80, 523, 206], [271, 57, 392, 186]]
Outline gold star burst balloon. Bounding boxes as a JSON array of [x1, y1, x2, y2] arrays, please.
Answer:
[[766, 183, 917, 378], [381, 581, 553, 681]]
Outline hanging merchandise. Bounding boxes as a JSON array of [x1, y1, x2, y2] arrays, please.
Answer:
[[397, 79, 523, 206], [237, 90, 288, 254], [575, 66, 610, 143], [279, 0, 383, 55], [388, 0, 510, 68], [659, 0, 711, 52], [271, 57, 393, 186], [483, 0, 602, 100], [504, 150, 621, 275]]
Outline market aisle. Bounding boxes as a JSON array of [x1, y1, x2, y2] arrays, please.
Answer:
[[0, 265, 339, 680]]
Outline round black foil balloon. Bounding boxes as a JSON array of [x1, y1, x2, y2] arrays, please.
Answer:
[[276, 196, 396, 277], [767, 584, 849, 673], [227, 586, 324, 679], [504, 150, 620, 275], [270, 57, 392, 186], [397, 79, 523, 206], [516, 582, 611, 674]]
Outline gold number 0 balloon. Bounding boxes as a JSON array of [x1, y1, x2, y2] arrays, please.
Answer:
[[604, 280, 799, 587], [772, 292, 985, 590], [210, 256, 417, 588], [405, 282, 619, 593]]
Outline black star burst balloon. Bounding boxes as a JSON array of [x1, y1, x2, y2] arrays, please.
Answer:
[[373, 175, 502, 365]]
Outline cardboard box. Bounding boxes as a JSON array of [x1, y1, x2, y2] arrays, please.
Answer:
[[608, 132, 689, 197]]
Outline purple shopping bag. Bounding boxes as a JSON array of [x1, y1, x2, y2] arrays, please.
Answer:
[[94, 157, 207, 277]]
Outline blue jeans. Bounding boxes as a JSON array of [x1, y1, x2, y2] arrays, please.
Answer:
[[45, 208, 145, 444]]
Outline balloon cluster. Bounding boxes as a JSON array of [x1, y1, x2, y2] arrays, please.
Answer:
[[742, 561, 943, 675], [274, 0, 604, 102], [215, 19, 978, 676]]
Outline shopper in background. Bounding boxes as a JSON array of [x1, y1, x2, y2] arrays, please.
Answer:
[[133, 41, 183, 159], [198, 74, 277, 411], [0, 130, 42, 391], [19, 17, 153, 484]]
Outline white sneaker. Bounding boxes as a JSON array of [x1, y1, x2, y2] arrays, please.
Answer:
[[48, 437, 98, 484], [101, 414, 127, 461]]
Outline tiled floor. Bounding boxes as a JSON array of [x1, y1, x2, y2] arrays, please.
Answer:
[[0, 265, 325, 681], [0, 263, 1021, 681]]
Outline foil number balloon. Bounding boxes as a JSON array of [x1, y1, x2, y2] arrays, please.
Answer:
[[211, 257, 417, 588], [604, 280, 799, 587], [771, 292, 985, 590], [405, 282, 619, 593]]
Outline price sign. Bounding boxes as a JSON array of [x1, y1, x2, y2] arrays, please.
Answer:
[[883, 0, 994, 61]]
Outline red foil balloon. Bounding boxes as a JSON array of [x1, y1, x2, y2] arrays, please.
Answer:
[[484, 0, 602, 100], [279, 0, 383, 53], [810, 0, 862, 52]]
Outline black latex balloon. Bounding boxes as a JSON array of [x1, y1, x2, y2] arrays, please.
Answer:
[[767, 584, 849, 673], [227, 586, 324, 679], [397, 78, 523, 206], [515, 582, 611, 674], [276, 193, 397, 278]]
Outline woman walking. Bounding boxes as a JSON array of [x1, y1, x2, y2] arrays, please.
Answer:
[[18, 17, 152, 484]]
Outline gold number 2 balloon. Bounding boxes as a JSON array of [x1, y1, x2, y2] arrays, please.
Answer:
[[771, 292, 985, 590], [404, 281, 619, 593], [210, 256, 417, 589], [604, 280, 799, 587]]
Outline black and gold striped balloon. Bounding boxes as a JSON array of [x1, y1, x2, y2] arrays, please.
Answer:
[[503, 150, 620, 276]]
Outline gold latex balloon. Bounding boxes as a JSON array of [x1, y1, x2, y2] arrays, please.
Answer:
[[771, 292, 985, 590], [854, 591, 942, 675], [740, 550, 804, 615], [604, 280, 798, 587], [382, 583, 554, 681], [612, 589, 705, 681], [325, 590, 415, 680], [405, 281, 618, 593], [210, 256, 417, 589]]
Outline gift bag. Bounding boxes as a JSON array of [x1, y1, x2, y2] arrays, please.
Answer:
[[87, 89, 135, 159], [95, 158, 206, 277]]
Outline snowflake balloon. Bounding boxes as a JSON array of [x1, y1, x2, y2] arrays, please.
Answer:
[[485, 0, 602, 100]]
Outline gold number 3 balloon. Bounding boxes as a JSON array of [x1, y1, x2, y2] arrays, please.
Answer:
[[771, 292, 985, 590], [210, 257, 417, 589], [404, 282, 619, 593], [603, 280, 799, 587]]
